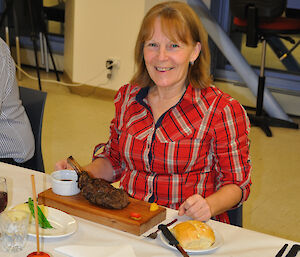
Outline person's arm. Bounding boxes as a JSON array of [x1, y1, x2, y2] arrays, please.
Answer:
[[55, 136, 117, 182], [178, 184, 242, 221], [179, 96, 251, 221], [0, 38, 35, 162], [55, 156, 114, 181], [206, 184, 242, 216], [85, 86, 130, 182], [82, 157, 114, 181], [55, 85, 130, 182]]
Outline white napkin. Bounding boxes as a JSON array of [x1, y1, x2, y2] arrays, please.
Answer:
[[55, 244, 136, 257]]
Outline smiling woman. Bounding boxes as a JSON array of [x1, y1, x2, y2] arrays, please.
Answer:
[[55, 1, 252, 226]]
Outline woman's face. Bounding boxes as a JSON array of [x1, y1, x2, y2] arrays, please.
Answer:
[[143, 18, 201, 90]]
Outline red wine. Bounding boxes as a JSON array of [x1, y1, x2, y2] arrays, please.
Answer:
[[0, 191, 8, 213]]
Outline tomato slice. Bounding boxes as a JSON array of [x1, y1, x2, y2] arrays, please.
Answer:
[[130, 212, 141, 220]]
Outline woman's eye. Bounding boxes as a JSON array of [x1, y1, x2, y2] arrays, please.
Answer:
[[170, 43, 179, 48], [147, 42, 157, 47]]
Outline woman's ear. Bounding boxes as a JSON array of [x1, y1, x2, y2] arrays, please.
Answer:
[[190, 42, 201, 63]]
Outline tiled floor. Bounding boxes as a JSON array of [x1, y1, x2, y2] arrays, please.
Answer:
[[18, 68, 300, 242]]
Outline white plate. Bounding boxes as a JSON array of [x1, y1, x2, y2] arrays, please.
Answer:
[[28, 207, 77, 238], [160, 225, 223, 254]]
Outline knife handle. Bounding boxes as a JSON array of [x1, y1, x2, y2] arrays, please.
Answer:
[[275, 244, 288, 257], [67, 156, 83, 176], [285, 244, 300, 257], [158, 224, 179, 246]]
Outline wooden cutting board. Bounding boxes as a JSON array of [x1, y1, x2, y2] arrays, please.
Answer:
[[38, 189, 166, 236]]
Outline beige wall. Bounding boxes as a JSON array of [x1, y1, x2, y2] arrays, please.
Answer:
[[64, 0, 146, 91]]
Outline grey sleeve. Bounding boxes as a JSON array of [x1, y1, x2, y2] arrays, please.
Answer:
[[0, 38, 35, 163]]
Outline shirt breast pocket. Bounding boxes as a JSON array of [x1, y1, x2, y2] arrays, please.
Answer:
[[153, 135, 213, 174]]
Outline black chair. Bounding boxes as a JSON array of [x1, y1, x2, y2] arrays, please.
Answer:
[[230, 0, 299, 137], [19, 86, 47, 172], [227, 205, 243, 227]]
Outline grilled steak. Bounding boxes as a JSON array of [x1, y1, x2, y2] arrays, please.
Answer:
[[78, 171, 129, 209]]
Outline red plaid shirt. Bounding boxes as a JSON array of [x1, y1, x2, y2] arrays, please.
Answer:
[[93, 84, 251, 223]]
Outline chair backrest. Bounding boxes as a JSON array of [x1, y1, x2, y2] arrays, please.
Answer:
[[19, 86, 47, 172], [227, 205, 243, 227], [230, 0, 286, 47], [230, 0, 286, 20]]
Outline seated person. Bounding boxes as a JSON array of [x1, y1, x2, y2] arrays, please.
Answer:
[[0, 38, 35, 166], [56, 1, 252, 224]]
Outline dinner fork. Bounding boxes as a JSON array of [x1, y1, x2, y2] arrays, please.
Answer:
[[145, 218, 178, 239]]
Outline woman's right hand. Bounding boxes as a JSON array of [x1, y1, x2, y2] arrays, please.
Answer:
[[55, 157, 114, 181], [178, 194, 212, 222], [55, 159, 73, 171]]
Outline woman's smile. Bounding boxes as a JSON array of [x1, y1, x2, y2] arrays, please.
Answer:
[[155, 66, 174, 72]]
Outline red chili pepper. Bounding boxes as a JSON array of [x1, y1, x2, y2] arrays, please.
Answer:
[[130, 212, 141, 220]]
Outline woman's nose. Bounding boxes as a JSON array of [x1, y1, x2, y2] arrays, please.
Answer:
[[158, 46, 168, 61]]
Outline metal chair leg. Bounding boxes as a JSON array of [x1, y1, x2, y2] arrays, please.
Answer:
[[43, 34, 49, 72], [32, 36, 42, 91], [43, 32, 60, 81], [248, 38, 298, 136], [39, 32, 45, 66]]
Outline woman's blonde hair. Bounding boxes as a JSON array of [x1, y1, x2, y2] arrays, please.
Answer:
[[130, 1, 212, 88]]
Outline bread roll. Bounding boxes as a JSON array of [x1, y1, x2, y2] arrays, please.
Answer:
[[171, 220, 215, 250]]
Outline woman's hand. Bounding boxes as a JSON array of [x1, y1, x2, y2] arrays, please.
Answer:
[[178, 185, 243, 221], [178, 194, 212, 221], [54, 159, 73, 171]]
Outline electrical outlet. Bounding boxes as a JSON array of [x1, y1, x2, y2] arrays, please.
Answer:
[[106, 58, 120, 69], [106, 58, 120, 79], [106, 60, 114, 70]]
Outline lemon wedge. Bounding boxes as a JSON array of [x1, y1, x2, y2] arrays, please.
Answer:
[[12, 203, 48, 224], [150, 203, 159, 211]]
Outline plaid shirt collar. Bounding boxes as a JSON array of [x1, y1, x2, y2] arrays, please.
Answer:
[[135, 84, 192, 108]]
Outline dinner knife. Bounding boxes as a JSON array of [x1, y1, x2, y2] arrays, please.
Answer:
[[158, 224, 189, 257]]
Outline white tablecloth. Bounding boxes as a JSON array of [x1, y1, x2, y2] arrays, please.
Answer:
[[0, 162, 298, 257]]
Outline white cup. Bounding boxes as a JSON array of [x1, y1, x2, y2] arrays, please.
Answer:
[[0, 209, 30, 253], [51, 170, 80, 196]]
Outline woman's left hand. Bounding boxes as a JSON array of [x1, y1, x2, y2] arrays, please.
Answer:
[[178, 194, 212, 221]]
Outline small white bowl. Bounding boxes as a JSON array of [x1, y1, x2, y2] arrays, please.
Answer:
[[51, 170, 80, 196]]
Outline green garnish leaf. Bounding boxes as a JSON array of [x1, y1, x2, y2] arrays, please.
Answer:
[[28, 197, 53, 229]]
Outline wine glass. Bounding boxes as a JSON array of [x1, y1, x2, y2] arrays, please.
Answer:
[[0, 177, 7, 213]]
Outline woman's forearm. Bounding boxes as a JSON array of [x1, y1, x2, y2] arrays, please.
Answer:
[[206, 184, 242, 217], [83, 157, 114, 182]]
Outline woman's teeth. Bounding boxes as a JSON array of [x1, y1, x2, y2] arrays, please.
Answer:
[[156, 67, 173, 71]]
